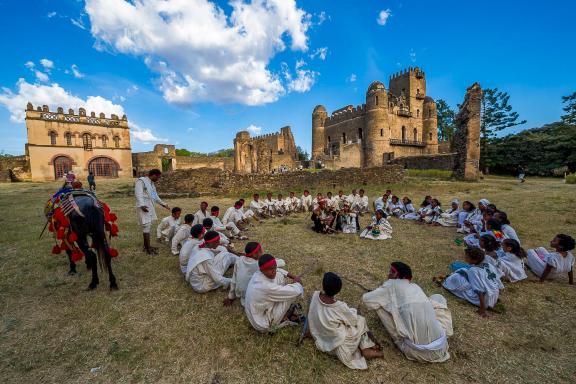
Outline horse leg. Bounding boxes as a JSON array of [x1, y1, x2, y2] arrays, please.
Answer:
[[77, 236, 99, 290], [67, 250, 77, 275], [101, 241, 118, 291]]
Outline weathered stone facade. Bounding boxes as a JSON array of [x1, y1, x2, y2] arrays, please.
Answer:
[[312, 67, 438, 170], [7, 103, 133, 182], [0, 155, 30, 182], [452, 83, 482, 181], [156, 165, 405, 196], [132, 144, 234, 176], [234, 126, 298, 174]]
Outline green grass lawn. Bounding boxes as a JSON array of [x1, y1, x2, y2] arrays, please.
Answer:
[[1, 176, 575, 383]]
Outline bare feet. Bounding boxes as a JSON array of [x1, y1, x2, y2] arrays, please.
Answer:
[[361, 347, 384, 359]]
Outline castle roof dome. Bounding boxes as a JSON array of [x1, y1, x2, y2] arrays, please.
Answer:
[[367, 81, 385, 93], [313, 105, 327, 113]]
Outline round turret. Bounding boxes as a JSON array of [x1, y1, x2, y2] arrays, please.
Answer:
[[364, 81, 389, 167], [313, 105, 327, 114], [236, 130, 250, 141], [366, 81, 385, 95], [312, 105, 328, 159]]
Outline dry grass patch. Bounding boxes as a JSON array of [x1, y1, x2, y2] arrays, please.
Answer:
[[1, 177, 575, 383]]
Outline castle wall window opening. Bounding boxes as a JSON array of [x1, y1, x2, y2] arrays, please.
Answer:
[[342, 132, 346, 143], [49, 131, 57, 145], [83, 133, 92, 150], [413, 128, 418, 141], [65, 132, 72, 146], [113, 136, 120, 148], [102, 135, 108, 148], [358, 128, 363, 140], [401, 126, 406, 142], [380, 129, 383, 137]]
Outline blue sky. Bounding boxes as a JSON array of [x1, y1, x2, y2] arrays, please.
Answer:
[[1, 0, 574, 155]]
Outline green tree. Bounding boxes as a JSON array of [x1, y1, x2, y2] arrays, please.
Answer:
[[296, 146, 309, 162], [175, 148, 192, 156], [561, 91, 576, 125], [480, 88, 527, 170], [436, 99, 456, 141]]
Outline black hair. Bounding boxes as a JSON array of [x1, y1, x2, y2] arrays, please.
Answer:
[[258, 254, 275, 268], [420, 195, 432, 207], [184, 214, 195, 224], [391, 261, 412, 279], [171, 207, 182, 214], [148, 169, 162, 176], [488, 204, 498, 211], [465, 247, 485, 263], [486, 218, 502, 231], [204, 230, 220, 243], [556, 234, 576, 252], [463, 201, 476, 212], [502, 239, 526, 258], [202, 218, 213, 228], [495, 211, 511, 225], [480, 235, 499, 252], [245, 242, 261, 255], [403, 197, 412, 204], [432, 198, 441, 206], [359, 189, 365, 193], [211, 206, 219, 213], [190, 224, 204, 238], [322, 272, 343, 296], [201, 201, 208, 206]]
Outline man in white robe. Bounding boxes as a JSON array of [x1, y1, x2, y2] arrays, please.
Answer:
[[244, 255, 304, 332], [185, 231, 238, 293], [156, 207, 182, 243], [362, 262, 452, 363], [308, 272, 382, 369], [192, 201, 209, 226], [301, 190, 313, 212], [250, 194, 269, 219], [179, 224, 205, 274], [135, 169, 170, 255], [209, 206, 244, 239], [171, 214, 194, 255], [352, 189, 369, 214], [263, 193, 279, 217]]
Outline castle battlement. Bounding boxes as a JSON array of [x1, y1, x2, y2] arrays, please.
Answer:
[[324, 104, 366, 126], [25, 102, 128, 128], [389, 66, 425, 80]]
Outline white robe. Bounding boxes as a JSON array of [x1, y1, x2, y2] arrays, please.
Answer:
[[387, 202, 404, 217], [435, 208, 460, 227], [244, 270, 303, 332], [501, 224, 520, 244], [179, 238, 202, 274], [338, 213, 358, 234], [211, 215, 240, 236], [227, 257, 286, 306], [301, 195, 313, 211], [374, 197, 387, 212], [496, 252, 527, 282], [192, 210, 209, 226], [223, 206, 240, 225], [156, 215, 181, 241], [443, 262, 504, 308], [362, 279, 451, 363], [308, 291, 375, 370], [135, 177, 165, 225], [250, 199, 266, 215], [352, 195, 369, 213], [526, 248, 574, 279], [186, 246, 238, 293], [171, 223, 191, 255], [360, 217, 393, 240]]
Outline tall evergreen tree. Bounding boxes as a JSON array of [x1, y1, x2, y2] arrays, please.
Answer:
[[561, 91, 576, 125], [436, 99, 456, 141], [480, 88, 527, 170]]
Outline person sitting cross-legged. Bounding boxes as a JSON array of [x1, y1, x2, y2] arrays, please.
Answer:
[[308, 272, 383, 370]]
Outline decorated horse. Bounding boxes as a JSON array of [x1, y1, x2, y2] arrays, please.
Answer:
[[44, 185, 120, 290]]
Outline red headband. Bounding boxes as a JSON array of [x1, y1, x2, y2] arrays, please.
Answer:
[[259, 258, 276, 271], [200, 234, 220, 247], [212, 210, 219, 216], [246, 243, 262, 257]]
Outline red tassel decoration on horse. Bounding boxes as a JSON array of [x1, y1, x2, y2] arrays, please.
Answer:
[[51, 245, 61, 254], [56, 227, 65, 240], [48, 222, 54, 232], [68, 232, 78, 243], [109, 248, 119, 258], [109, 213, 118, 222], [59, 216, 70, 228], [110, 224, 119, 237], [71, 250, 84, 262]]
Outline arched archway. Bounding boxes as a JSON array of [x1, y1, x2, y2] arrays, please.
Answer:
[[88, 156, 119, 178], [53, 156, 73, 180]]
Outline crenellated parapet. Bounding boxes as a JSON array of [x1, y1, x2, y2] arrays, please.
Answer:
[[389, 66, 425, 81], [324, 104, 366, 126], [25, 102, 129, 128]]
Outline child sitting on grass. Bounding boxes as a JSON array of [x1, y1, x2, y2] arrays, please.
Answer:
[[527, 234, 574, 284], [495, 239, 527, 283]]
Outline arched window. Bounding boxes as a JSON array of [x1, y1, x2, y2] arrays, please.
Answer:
[[65, 132, 72, 146], [88, 157, 119, 178], [328, 136, 331, 143], [342, 132, 346, 143], [401, 126, 406, 142], [428, 108, 432, 117], [429, 132, 433, 141], [417, 109, 420, 117], [53, 156, 72, 180], [380, 129, 383, 137], [49, 131, 57, 145], [113, 136, 120, 148], [82, 133, 92, 150], [375, 96, 379, 106], [358, 128, 363, 140], [413, 128, 418, 141], [102, 135, 108, 148]]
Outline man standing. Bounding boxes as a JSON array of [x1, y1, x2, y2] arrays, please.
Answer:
[[135, 169, 170, 255], [87, 171, 96, 191]]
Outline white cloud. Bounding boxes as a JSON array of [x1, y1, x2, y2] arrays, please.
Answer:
[[348, 73, 357, 82], [24, 61, 35, 69], [409, 49, 417, 63], [310, 47, 328, 61], [377, 9, 391, 26], [71, 64, 85, 78], [317, 11, 327, 25], [283, 61, 316, 93], [130, 121, 167, 143], [0, 79, 125, 123], [246, 124, 262, 135], [40, 59, 54, 70], [84, 0, 315, 106], [71, 16, 86, 30], [34, 71, 50, 82], [47, 11, 57, 18]]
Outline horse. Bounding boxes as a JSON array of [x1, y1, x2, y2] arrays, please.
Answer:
[[65, 195, 118, 290]]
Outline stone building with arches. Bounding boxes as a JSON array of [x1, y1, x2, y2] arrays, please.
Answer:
[[11, 103, 133, 181], [312, 67, 440, 169]]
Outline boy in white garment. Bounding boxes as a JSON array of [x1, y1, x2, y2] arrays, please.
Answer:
[[308, 272, 382, 370], [250, 194, 269, 219], [202, 218, 231, 245], [185, 231, 238, 293], [156, 207, 182, 244], [263, 192, 278, 217], [352, 189, 369, 214], [285, 192, 301, 213], [192, 201, 209, 226], [179, 224, 205, 274], [210, 206, 246, 240], [301, 190, 313, 212], [244, 254, 304, 333], [171, 213, 194, 255], [275, 193, 287, 216]]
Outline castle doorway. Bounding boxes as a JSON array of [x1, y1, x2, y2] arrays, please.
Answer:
[[53, 156, 73, 180], [161, 158, 173, 173], [88, 157, 119, 178]]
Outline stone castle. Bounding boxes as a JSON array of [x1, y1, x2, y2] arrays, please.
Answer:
[[233, 126, 298, 174], [312, 67, 439, 169]]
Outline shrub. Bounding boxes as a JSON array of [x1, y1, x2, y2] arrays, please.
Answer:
[[566, 173, 576, 184]]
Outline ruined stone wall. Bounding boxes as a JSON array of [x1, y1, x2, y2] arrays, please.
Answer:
[[452, 83, 482, 181], [156, 165, 405, 196], [0, 155, 31, 182], [438, 140, 452, 154], [390, 153, 456, 170], [175, 156, 234, 171]]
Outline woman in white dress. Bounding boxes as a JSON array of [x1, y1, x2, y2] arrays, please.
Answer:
[[360, 209, 393, 240], [496, 239, 527, 282], [457, 201, 482, 234], [494, 211, 521, 244], [401, 196, 430, 220], [335, 204, 358, 234], [434, 199, 460, 227], [422, 199, 442, 224], [526, 234, 575, 284], [386, 195, 404, 217]]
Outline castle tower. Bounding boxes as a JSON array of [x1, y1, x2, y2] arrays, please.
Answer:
[[364, 81, 389, 167], [234, 131, 251, 173], [312, 105, 327, 159], [389, 67, 427, 111], [423, 96, 438, 154]]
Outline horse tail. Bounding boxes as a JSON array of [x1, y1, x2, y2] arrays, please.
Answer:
[[84, 201, 110, 275]]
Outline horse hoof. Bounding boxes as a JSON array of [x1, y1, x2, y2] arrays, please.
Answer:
[[110, 283, 119, 291], [68, 270, 77, 275], [88, 283, 98, 290]]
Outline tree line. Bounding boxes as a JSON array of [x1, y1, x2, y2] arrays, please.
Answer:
[[436, 89, 576, 175]]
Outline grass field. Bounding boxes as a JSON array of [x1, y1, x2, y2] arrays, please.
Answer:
[[1, 175, 575, 384]]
